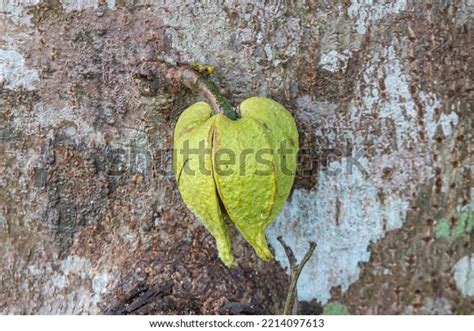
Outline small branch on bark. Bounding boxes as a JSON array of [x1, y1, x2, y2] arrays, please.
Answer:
[[278, 236, 317, 315]]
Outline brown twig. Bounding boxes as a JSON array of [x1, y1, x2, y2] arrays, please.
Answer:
[[165, 65, 239, 120], [278, 236, 317, 315]]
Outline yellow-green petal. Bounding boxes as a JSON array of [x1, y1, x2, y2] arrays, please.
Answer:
[[173, 103, 235, 267], [239, 97, 299, 222], [213, 114, 276, 260]]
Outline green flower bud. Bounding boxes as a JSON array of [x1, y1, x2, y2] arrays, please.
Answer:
[[174, 97, 298, 267]]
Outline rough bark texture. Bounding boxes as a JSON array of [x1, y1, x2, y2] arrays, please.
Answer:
[[1, 0, 472, 314]]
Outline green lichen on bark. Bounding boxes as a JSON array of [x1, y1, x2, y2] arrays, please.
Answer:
[[323, 303, 348, 315], [434, 210, 474, 243]]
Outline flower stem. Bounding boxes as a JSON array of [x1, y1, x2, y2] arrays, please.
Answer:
[[168, 65, 240, 120]]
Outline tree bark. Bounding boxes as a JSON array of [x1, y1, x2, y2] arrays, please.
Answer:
[[0, 0, 472, 314]]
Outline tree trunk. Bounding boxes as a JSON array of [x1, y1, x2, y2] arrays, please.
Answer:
[[0, 0, 472, 314]]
